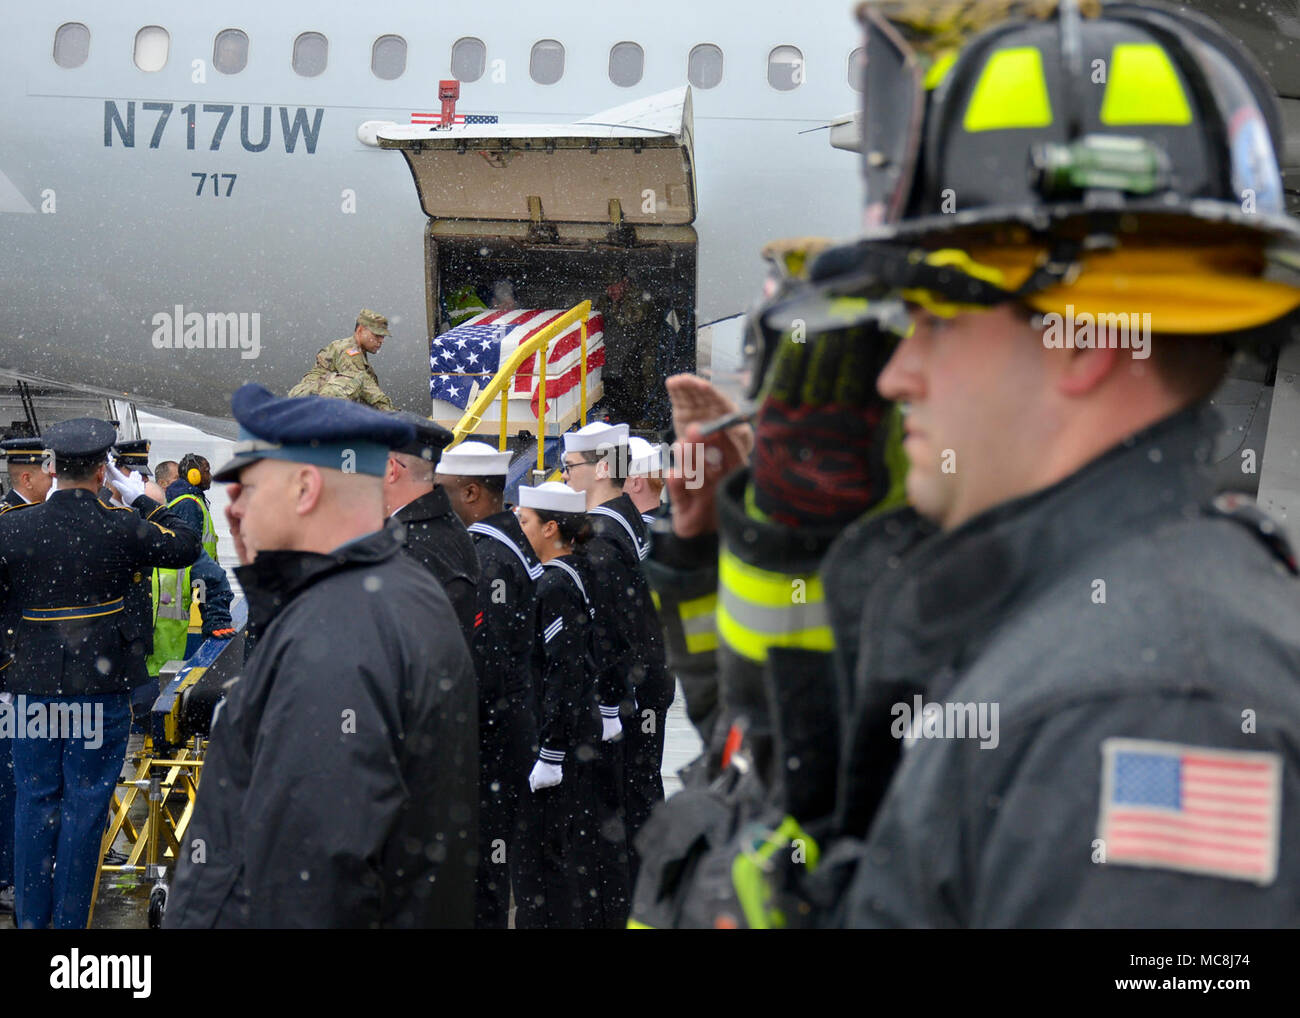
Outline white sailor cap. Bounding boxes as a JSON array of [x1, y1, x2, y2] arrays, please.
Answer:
[[518, 481, 586, 514], [628, 436, 663, 476], [563, 421, 629, 454], [436, 440, 513, 476]]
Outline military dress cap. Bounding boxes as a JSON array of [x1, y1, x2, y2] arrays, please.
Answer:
[[1, 435, 46, 466], [563, 421, 629, 454], [435, 440, 513, 476], [391, 412, 454, 462], [43, 418, 117, 461], [213, 383, 415, 482], [519, 481, 586, 514], [628, 436, 663, 476], [112, 438, 152, 477], [357, 308, 390, 337]]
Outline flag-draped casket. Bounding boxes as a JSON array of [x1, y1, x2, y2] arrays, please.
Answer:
[[430, 309, 605, 430]]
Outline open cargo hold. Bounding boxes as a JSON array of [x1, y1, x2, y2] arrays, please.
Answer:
[[380, 87, 699, 436]]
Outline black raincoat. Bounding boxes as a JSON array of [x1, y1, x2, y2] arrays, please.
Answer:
[[165, 526, 479, 928]]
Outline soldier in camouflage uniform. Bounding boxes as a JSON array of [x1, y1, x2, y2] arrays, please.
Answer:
[[288, 308, 396, 410]]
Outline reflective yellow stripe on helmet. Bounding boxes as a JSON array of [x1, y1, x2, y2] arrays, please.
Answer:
[[924, 49, 958, 90], [963, 47, 1053, 131], [717, 550, 832, 663], [1100, 43, 1192, 126], [900, 248, 1009, 318]]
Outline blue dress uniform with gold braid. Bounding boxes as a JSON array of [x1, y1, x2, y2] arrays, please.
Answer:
[[0, 435, 48, 910], [0, 419, 201, 929], [113, 440, 162, 726]]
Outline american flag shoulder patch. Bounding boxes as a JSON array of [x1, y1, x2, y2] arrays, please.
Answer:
[[1097, 737, 1281, 885]]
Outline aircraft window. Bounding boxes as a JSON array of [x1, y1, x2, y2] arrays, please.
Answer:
[[849, 46, 865, 92], [293, 32, 328, 77], [213, 30, 248, 75], [767, 46, 804, 91], [134, 26, 169, 73], [530, 40, 565, 85], [688, 44, 723, 89], [372, 34, 407, 80], [53, 23, 90, 69], [609, 42, 644, 87], [452, 37, 486, 82]]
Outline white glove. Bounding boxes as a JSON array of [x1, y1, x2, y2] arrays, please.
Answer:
[[529, 759, 563, 792], [44, 477, 58, 501], [600, 705, 623, 743], [105, 458, 146, 504]]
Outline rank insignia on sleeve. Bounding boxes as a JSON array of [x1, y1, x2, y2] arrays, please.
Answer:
[[1097, 738, 1280, 885]]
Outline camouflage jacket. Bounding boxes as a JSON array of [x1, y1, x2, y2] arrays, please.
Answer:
[[289, 337, 395, 410]]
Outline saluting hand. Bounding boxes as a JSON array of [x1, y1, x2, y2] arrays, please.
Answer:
[[665, 373, 754, 540], [104, 458, 146, 504]]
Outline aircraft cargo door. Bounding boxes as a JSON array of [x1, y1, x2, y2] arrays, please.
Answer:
[[379, 87, 698, 431]]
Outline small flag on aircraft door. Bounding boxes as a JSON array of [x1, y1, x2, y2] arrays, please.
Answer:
[[410, 113, 500, 125]]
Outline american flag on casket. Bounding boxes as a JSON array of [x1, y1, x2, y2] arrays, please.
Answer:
[[430, 309, 605, 416]]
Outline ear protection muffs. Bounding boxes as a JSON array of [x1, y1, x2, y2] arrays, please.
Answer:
[[187, 467, 202, 485]]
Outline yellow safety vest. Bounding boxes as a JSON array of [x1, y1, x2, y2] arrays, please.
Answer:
[[147, 565, 194, 677], [168, 492, 218, 562]]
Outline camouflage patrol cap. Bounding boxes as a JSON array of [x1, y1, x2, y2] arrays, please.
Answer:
[[357, 309, 390, 336]]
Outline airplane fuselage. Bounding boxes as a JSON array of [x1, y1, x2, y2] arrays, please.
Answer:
[[0, 2, 866, 417]]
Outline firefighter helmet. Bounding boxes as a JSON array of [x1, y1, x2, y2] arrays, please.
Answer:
[[804, 0, 1300, 336]]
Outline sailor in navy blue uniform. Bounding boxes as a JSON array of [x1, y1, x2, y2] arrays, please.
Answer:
[[0, 418, 200, 928], [626, 436, 667, 526], [561, 421, 674, 920], [436, 440, 542, 928], [515, 482, 604, 928]]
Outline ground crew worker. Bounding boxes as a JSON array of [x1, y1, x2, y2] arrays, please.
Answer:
[[561, 421, 672, 918], [146, 551, 235, 677], [383, 415, 480, 642], [288, 309, 396, 411], [636, 0, 1300, 928], [0, 418, 200, 929], [514, 481, 604, 928], [165, 454, 219, 562], [626, 436, 666, 524], [165, 385, 478, 928], [1, 437, 52, 508], [435, 440, 541, 929]]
